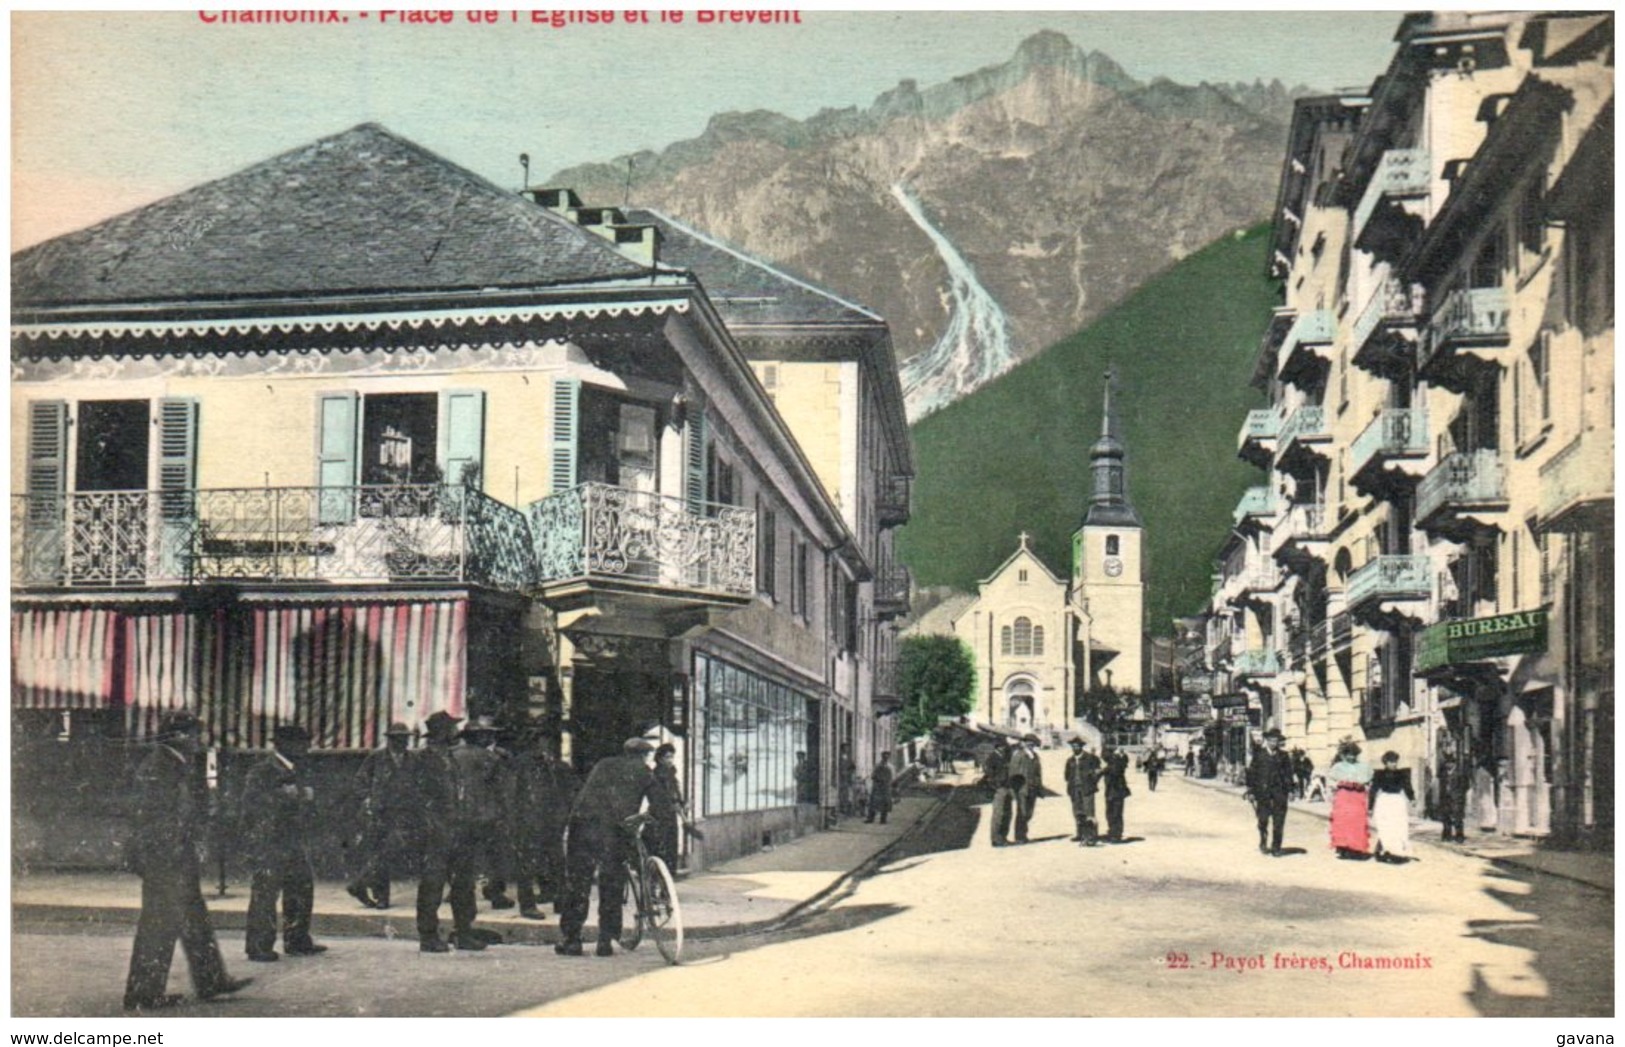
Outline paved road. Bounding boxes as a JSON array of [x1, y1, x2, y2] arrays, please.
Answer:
[[12, 754, 1612, 1018]]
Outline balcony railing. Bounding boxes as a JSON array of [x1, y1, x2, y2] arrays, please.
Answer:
[[528, 483, 755, 600], [1274, 503, 1329, 558], [1278, 405, 1330, 453], [877, 475, 912, 527], [1278, 310, 1336, 384], [1538, 432, 1613, 533], [1346, 554, 1432, 610], [1238, 409, 1280, 448], [1419, 286, 1510, 373], [1351, 277, 1423, 372], [11, 485, 535, 592], [1232, 486, 1277, 525], [1350, 408, 1429, 479], [1352, 148, 1431, 245], [1416, 450, 1507, 531], [1232, 649, 1281, 678], [874, 658, 900, 703], [873, 566, 913, 619]]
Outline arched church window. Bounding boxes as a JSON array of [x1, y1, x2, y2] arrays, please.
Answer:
[[1000, 625, 1012, 655], [1013, 617, 1034, 656], [1106, 535, 1120, 556]]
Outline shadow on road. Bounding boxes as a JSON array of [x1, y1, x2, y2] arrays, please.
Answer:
[[884, 782, 983, 862], [1464, 865, 1614, 1017]]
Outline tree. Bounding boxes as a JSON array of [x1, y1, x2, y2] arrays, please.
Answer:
[[897, 635, 976, 739], [1077, 686, 1144, 734]]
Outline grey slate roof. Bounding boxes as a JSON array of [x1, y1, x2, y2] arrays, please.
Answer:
[[627, 209, 882, 329], [12, 124, 652, 309]]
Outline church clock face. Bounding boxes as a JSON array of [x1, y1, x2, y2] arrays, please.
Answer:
[[1103, 556, 1124, 577]]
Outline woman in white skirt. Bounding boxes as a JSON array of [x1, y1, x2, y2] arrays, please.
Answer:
[[1368, 751, 1415, 863]]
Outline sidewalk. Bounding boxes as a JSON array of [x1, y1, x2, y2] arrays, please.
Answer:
[[11, 779, 957, 945], [1180, 772, 1614, 892]]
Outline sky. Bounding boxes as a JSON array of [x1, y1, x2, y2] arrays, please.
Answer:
[[9, 9, 1409, 251]]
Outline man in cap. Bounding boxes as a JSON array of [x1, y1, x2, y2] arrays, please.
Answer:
[[1245, 727, 1295, 856], [1102, 744, 1132, 842], [241, 724, 326, 962], [985, 736, 1015, 846], [347, 721, 414, 909], [411, 710, 486, 952], [1009, 734, 1044, 843], [1063, 737, 1103, 845], [556, 737, 656, 957], [453, 715, 516, 911], [123, 711, 252, 1011]]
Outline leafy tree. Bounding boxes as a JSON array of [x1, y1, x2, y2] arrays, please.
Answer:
[[1077, 687, 1145, 732], [897, 635, 976, 739]]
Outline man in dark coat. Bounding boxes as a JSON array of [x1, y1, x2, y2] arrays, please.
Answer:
[[412, 711, 487, 952], [454, 716, 516, 911], [1436, 748, 1469, 844], [864, 752, 895, 825], [347, 721, 413, 909], [1063, 737, 1103, 845], [557, 737, 656, 957], [1102, 746, 1132, 841], [123, 711, 252, 1011], [1009, 734, 1043, 843], [985, 738, 1015, 846], [1246, 728, 1296, 856], [647, 743, 687, 868], [241, 724, 325, 962], [511, 724, 573, 920]]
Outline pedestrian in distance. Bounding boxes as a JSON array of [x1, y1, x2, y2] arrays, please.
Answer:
[[1010, 734, 1043, 843], [1102, 745, 1131, 841], [1145, 747, 1163, 792], [1184, 749, 1196, 777], [1328, 739, 1374, 859], [648, 743, 687, 869], [865, 753, 895, 824], [1436, 746, 1469, 844], [1293, 749, 1315, 801], [985, 737, 1015, 846], [411, 711, 487, 953], [122, 711, 252, 1012], [347, 721, 414, 910], [1245, 728, 1295, 856], [241, 724, 326, 963], [556, 737, 657, 957], [512, 723, 573, 920], [1369, 751, 1416, 863], [1064, 736, 1103, 845], [837, 743, 858, 817]]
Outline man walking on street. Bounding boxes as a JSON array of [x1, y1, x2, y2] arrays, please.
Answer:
[[1246, 728, 1295, 856], [241, 725, 326, 962], [1102, 745, 1131, 842], [557, 737, 656, 957], [1064, 737, 1102, 845], [986, 738, 1015, 846], [1010, 734, 1043, 843], [123, 711, 252, 1011], [1436, 746, 1469, 844], [347, 721, 413, 910], [865, 752, 895, 824]]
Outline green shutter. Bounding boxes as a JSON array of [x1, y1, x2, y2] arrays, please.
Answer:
[[550, 378, 580, 493], [684, 406, 709, 512], [438, 389, 485, 487], [317, 392, 358, 524], [156, 398, 198, 524], [27, 401, 67, 501]]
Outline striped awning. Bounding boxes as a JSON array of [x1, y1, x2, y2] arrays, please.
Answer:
[[11, 607, 119, 709]]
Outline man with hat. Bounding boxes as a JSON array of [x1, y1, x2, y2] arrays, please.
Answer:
[[347, 721, 414, 909], [985, 736, 1015, 846], [556, 737, 656, 957], [1009, 734, 1043, 843], [511, 721, 574, 920], [1102, 744, 1132, 842], [410, 710, 487, 952], [241, 724, 326, 962], [1063, 736, 1103, 845], [453, 714, 516, 911], [1245, 727, 1295, 856], [123, 710, 252, 1011]]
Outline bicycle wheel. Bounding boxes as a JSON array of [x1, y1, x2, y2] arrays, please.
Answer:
[[642, 855, 683, 965], [618, 863, 644, 951]]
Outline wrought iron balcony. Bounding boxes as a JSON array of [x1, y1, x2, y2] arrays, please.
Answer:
[[1346, 554, 1432, 618], [1231, 649, 1281, 679], [1352, 148, 1430, 251], [1416, 450, 1507, 537], [1418, 286, 1510, 383], [1277, 310, 1336, 388], [1538, 432, 1613, 533], [1277, 405, 1331, 470], [877, 475, 912, 528], [1273, 503, 1330, 569], [1232, 486, 1278, 527], [528, 483, 755, 604], [1351, 277, 1423, 376], [873, 658, 900, 707], [873, 566, 913, 620], [11, 485, 535, 593], [1349, 408, 1430, 496], [1237, 409, 1280, 468]]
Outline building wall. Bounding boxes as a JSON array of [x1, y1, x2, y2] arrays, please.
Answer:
[[954, 549, 1073, 730]]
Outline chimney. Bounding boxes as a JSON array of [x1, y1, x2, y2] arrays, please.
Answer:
[[522, 188, 659, 268]]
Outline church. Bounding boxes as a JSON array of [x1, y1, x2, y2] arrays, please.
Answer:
[[950, 372, 1146, 733]]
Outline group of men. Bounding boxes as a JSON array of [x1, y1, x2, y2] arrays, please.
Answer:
[[1063, 737, 1132, 845], [122, 709, 690, 1011], [980, 733, 1131, 847]]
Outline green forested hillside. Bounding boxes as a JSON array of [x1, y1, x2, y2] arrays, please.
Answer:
[[898, 225, 1279, 635]]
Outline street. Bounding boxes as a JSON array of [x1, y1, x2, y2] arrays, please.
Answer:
[[12, 753, 1612, 1018]]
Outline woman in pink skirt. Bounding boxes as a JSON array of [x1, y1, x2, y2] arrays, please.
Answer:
[[1327, 740, 1373, 858]]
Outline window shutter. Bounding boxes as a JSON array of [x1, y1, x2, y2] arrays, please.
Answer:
[[550, 378, 579, 493], [317, 392, 359, 524], [27, 401, 68, 500], [157, 398, 199, 519], [438, 389, 485, 487], [684, 406, 709, 512]]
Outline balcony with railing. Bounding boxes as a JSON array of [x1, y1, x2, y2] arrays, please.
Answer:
[[1351, 277, 1423, 377], [1277, 405, 1331, 474], [873, 658, 900, 709], [11, 485, 536, 593], [877, 475, 912, 528], [1349, 408, 1430, 497], [1352, 148, 1431, 253], [1277, 310, 1336, 389], [1272, 502, 1330, 569], [1237, 409, 1280, 469], [1538, 431, 1614, 534], [1416, 450, 1507, 538], [1232, 486, 1278, 529], [1346, 554, 1432, 623], [527, 483, 755, 609], [873, 565, 913, 620], [1418, 286, 1510, 386], [1232, 648, 1282, 680]]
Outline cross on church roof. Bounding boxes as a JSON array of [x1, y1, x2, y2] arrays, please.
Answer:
[[1018, 531, 1030, 548]]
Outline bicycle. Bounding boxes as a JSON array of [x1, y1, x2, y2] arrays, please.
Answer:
[[617, 812, 683, 964]]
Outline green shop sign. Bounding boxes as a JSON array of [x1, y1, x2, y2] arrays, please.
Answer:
[[1416, 608, 1549, 672]]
